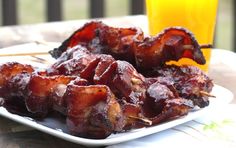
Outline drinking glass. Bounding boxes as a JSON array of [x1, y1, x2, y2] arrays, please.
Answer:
[[146, 0, 218, 72]]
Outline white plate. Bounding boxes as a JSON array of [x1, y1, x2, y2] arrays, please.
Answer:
[[0, 44, 234, 146]]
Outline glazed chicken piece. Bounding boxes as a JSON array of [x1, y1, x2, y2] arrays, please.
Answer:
[[111, 60, 146, 104], [134, 27, 206, 70], [0, 62, 34, 97], [48, 45, 118, 86], [51, 77, 89, 114], [65, 85, 124, 139], [0, 62, 34, 116], [144, 82, 194, 125], [145, 65, 214, 107], [144, 82, 177, 117], [25, 74, 77, 116], [93, 54, 116, 85], [50, 21, 144, 67], [96, 24, 143, 66], [47, 46, 98, 76]]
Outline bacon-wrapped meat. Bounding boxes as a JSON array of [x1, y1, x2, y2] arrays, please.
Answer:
[[50, 21, 143, 67], [50, 22, 208, 70], [0, 62, 34, 116], [25, 74, 76, 116], [0, 60, 213, 139], [0, 62, 34, 97], [65, 85, 124, 139], [145, 65, 213, 107], [0, 21, 214, 139], [144, 82, 194, 125], [135, 28, 206, 70]]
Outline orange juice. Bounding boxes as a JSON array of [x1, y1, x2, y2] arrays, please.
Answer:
[[146, 0, 218, 71]]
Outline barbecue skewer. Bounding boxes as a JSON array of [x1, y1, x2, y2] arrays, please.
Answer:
[[0, 44, 211, 57]]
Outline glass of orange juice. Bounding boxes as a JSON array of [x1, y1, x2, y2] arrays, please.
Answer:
[[146, 0, 218, 72]]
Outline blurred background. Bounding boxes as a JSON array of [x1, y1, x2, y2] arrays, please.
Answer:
[[0, 0, 233, 51]]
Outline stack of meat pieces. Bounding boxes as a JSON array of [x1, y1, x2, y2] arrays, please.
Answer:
[[0, 21, 213, 139]]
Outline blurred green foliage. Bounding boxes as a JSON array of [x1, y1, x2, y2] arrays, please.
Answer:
[[215, 0, 233, 50]]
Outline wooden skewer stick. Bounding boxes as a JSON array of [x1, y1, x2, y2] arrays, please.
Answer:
[[34, 40, 61, 48], [200, 91, 216, 98], [182, 44, 213, 50], [0, 52, 49, 57], [0, 41, 60, 57], [182, 45, 194, 50], [30, 56, 52, 65], [200, 44, 213, 49], [0, 43, 212, 57], [128, 116, 152, 126]]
